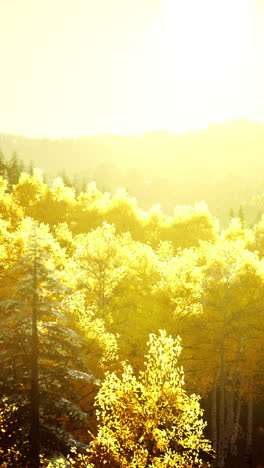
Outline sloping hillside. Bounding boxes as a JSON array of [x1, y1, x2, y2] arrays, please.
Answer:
[[0, 119, 263, 225]]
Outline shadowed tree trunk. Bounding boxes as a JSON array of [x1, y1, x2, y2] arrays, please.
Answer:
[[230, 380, 242, 457], [225, 387, 234, 458], [217, 323, 226, 468], [229, 339, 242, 457], [211, 374, 218, 453], [29, 233, 40, 468], [243, 393, 253, 468]]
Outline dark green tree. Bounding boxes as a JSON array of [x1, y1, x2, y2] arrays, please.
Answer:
[[229, 208, 235, 220], [238, 205, 246, 227], [27, 161, 34, 177], [0, 148, 7, 178], [7, 151, 23, 187], [58, 170, 73, 188]]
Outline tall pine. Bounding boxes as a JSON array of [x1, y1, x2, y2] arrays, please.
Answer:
[[0, 222, 92, 466]]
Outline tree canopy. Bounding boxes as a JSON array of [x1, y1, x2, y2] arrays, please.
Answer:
[[0, 167, 263, 467]]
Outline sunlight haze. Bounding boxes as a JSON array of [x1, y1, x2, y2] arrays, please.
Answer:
[[1, 5, 264, 466], [0, 0, 261, 137]]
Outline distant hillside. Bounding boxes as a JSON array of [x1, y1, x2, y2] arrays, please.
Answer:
[[0, 120, 264, 225]]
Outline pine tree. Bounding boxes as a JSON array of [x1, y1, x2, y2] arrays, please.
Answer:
[[229, 208, 235, 220], [27, 161, 34, 177], [7, 151, 23, 187], [0, 148, 7, 178], [58, 170, 73, 188], [0, 222, 91, 466], [238, 205, 246, 227]]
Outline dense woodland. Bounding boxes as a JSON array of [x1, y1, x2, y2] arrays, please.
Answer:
[[0, 145, 264, 468], [2, 120, 264, 226]]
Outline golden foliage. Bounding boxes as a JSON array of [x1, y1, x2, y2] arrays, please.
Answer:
[[86, 330, 211, 468]]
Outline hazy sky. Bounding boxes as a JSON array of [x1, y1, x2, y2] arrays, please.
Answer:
[[0, 0, 262, 137]]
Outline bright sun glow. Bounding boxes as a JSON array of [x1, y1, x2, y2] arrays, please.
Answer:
[[158, 0, 255, 133], [0, 0, 258, 137]]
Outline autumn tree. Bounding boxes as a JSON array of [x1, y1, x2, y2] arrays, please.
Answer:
[[160, 202, 218, 250], [0, 176, 23, 228], [87, 330, 212, 468], [72, 224, 129, 319], [247, 214, 264, 259], [12, 170, 46, 214], [104, 188, 144, 241], [192, 241, 264, 467], [152, 238, 264, 467], [70, 223, 165, 368], [71, 182, 106, 234]]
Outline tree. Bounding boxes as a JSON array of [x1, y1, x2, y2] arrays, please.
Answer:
[[58, 170, 73, 188], [71, 223, 163, 368], [27, 161, 34, 177], [222, 217, 252, 244], [0, 176, 23, 227], [13, 170, 46, 212], [72, 224, 129, 319], [229, 208, 235, 221], [160, 202, 218, 250], [104, 188, 143, 240], [192, 241, 264, 467], [7, 151, 24, 187], [30, 178, 76, 226], [153, 239, 264, 466], [0, 148, 7, 178], [238, 205, 246, 228], [86, 330, 212, 468], [0, 221, 90, 466]]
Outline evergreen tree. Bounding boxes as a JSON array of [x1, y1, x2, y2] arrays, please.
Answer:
[[229, 208, 235, 220], [255, 210, 263, 225], [58, 170, 73, 188], [72, 174, 82, 195], [7, 151, 23, 187], [0, 223, 91, 466], [238, 205, 246, 227], [0, 148, 7, 178], [27, 160, 34, 177]]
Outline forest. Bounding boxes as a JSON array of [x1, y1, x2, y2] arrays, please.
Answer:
[[2, 120, 264, 227], [0, 150, 264, 468]]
